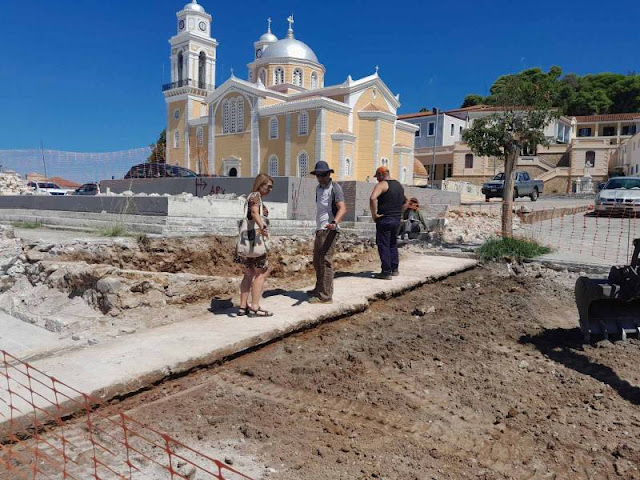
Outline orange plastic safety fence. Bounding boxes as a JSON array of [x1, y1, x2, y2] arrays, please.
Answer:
[[0, 350, 254, 480]]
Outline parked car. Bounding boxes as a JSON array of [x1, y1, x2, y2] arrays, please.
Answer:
[[595, 177, 640, 215], [73, 183, 100, 195], [481, 171, 544, 202], [27, 181, 68, 195], [124, 163, 197, 179]]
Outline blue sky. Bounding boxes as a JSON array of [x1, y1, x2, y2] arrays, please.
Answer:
[[0, 0, 638, 152]]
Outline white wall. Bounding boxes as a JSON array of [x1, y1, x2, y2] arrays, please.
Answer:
[[630, 132, 640, 176]]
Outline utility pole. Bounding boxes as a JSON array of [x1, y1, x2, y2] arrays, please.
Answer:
[[40, 140, 48, 180], [430, 107, 439, 186]]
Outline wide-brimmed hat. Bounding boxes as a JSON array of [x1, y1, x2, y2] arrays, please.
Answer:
[[310, 161, 334, 175]]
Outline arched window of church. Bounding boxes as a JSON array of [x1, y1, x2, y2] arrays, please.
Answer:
[[298, 152, 309, 177], [198, 51, 206, 88], [298, 111, 309, 136], [196, 127, 204, 146], [173, 130, 180, 149], [269, 155, 279, 177], [293, 68, 303, 87], [222, 100, 230, 134], [344, 158, 351, 177], [269, 117, 279, 139], [311, 72, 318, 90], [381, 158, 389, 167], [274, 67, 284, 85], [230, 99, 237, 133], [585, 150, 595, 168], [177, 51, 184, 82], [236, 97, 244, 133], [259, 68, 266, 85]]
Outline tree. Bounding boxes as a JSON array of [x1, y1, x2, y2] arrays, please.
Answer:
[[147, 130, 166, 163], [462, 76, 558, 237], [474, 68, 640, 116], [461, 94, 485, 108]]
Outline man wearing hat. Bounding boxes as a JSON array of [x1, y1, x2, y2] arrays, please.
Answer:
[[308, 161, 347, 304], [370, 166, 408, 279]]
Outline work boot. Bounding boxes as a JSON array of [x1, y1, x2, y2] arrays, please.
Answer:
[[375, 272, 393, 280], [309, 297, 333, 304], [392, 269, 400, 276]]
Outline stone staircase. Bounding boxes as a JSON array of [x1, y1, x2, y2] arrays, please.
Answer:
[[537, 167, 570, 183]]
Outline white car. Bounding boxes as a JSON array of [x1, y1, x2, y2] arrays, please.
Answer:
[[27, 181, 68, 196], [595, 177, 640, 215]]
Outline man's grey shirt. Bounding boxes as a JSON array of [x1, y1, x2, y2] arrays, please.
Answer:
[[316, 180, 345, 231]]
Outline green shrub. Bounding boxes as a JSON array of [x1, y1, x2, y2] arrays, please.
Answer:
[[12, 220, 43, 229], [478, 236, 551, 262], [100, 223, 127, 237]]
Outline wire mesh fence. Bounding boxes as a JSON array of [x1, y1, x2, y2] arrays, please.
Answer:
[[522, 208, 640, 266], [0, 148, 153, 186], [449, 202, 640, 266], [0, 350, 254, 480]]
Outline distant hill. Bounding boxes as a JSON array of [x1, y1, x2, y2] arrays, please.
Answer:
[[461, 67, 640, 116]]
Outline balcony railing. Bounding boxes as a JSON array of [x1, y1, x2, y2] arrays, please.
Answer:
[[162, 78, 215, 92]]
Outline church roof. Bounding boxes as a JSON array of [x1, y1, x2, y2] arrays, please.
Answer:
[[261, 37, 319, 63]]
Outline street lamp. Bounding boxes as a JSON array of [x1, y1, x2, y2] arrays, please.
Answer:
[[430, 107, 439, 186]]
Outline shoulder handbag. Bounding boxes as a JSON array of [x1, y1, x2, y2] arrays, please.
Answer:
[[236, 193, 269, 258]]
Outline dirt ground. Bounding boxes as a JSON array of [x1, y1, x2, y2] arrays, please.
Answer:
[[82, 262, 640, 480]]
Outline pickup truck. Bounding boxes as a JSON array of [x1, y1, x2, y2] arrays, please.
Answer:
[[481, 171, 544, 202]]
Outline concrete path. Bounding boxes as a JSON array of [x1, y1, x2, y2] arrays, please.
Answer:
[[0, 254, 476, 434], [0, 313, 68, 358]]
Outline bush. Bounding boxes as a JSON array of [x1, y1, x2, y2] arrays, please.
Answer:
[[12, 220, 43, 229], [100, 223, 127, 237], [478, 236, 551, 262]]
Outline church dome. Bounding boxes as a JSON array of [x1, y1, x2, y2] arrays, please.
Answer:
[[262, 37, 318, 63], [260, 31, 278, 43], [183, 0, 205, 13]]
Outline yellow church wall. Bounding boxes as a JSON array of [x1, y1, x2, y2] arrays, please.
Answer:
[[394, 129, 415, 179], [323, 110, 349, 175], [215, 132, 252, 176], [290, 110, 318, 177], [167, 99, 187, 167], [261, 97, 284, 107], [355, 119, 376, 179], [378, 121, 394, 163], [395, 129, 414, 149], [259, 115, 286, 175], [354, 87, 392, 113], [189, 125, 209, 174]]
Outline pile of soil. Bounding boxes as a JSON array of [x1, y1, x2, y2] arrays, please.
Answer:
[[104, 264, 639, 480]]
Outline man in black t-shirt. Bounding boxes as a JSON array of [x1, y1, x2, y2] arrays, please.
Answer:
[[370, 166, 409, 279]]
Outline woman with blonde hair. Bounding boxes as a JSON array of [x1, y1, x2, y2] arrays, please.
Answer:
[[234, 173, 274, 317]]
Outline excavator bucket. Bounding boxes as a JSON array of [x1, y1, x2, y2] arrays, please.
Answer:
[[575, 239, 640, 343]]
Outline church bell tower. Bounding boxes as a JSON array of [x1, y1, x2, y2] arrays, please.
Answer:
[[163, 0, 218, 169]]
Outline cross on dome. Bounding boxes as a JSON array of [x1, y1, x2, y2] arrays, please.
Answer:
[[287, 14, 295, 38], [267, 17, 272, 33]]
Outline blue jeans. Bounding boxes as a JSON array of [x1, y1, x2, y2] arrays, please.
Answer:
[[376, 216, 401, 274]]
